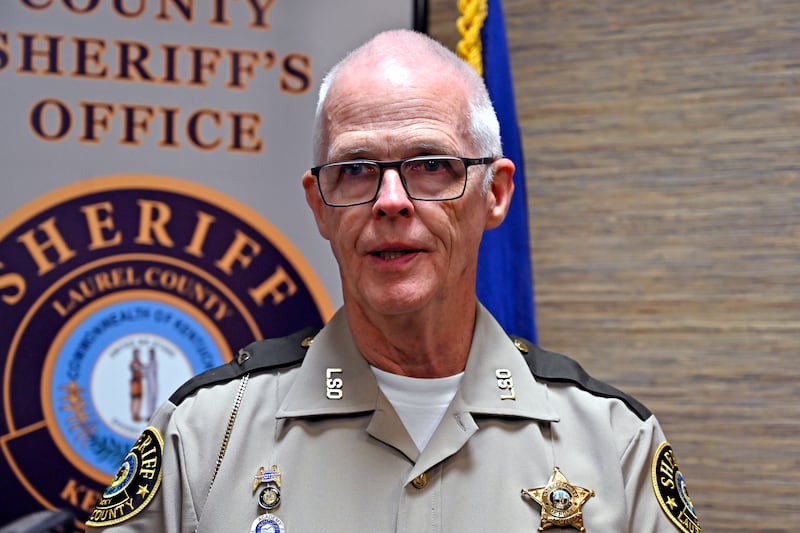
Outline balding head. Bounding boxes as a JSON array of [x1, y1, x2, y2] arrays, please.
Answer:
[[312, 29, 502, 169]]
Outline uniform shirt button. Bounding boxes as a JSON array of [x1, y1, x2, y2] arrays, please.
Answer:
[[411, 472, 428, 489]]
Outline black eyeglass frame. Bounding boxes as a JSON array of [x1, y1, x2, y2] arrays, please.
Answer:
[[310, 155, 495, 207]]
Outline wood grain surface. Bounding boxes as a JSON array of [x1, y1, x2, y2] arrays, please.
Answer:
[[427, 1, 800, 530]]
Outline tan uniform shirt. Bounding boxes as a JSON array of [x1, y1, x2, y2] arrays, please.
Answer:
[[87, 306, 698, 532]]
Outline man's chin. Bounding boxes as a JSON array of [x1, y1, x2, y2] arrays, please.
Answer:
[[359, 285, 434, 317]]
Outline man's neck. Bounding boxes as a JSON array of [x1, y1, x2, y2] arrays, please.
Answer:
[[345, 299, 477, 378]]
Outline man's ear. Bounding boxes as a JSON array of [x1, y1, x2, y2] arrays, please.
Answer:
[[485, 157, 515, 230], [303, 171, 331, 240]]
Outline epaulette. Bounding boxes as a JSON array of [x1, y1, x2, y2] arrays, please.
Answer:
[[169, 326, 320, 405], [510, 335, 652, 422]]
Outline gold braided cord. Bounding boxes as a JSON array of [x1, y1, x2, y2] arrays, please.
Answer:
[[456, 0, 488, 76]]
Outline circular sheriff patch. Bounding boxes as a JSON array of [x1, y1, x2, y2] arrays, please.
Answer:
[[0, 175, 333, 527], [85, 427, 164, 527], [651, 442, 701, 532]]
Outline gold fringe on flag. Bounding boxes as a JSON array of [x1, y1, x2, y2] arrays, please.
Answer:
[[456, 0, 488, 75]]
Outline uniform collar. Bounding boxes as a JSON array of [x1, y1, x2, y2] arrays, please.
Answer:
[[458, 304, 560, 422], [276, 308, 378, 418], [275, 304, 560, 424]]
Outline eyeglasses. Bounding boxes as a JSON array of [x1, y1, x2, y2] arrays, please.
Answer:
[[310, 155, 495, 207]]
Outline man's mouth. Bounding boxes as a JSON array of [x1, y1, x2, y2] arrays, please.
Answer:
[[372, 250, 416, 260]]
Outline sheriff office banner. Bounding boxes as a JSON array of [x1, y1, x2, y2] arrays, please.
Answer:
[[0, 1, 421, 529]]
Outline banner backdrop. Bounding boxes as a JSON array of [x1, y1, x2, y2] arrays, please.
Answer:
[[0, 2, 418, 529]]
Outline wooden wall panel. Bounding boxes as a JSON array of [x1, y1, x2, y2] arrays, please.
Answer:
[[427, 1, 800, 530]]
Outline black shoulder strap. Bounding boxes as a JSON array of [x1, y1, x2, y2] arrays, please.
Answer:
[[510, 335, 652, 421], [169, 326, 321, 405]]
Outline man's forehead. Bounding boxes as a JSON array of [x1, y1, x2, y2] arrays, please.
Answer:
[[323, 93, 470, 158], [381, 60, 414, 86]]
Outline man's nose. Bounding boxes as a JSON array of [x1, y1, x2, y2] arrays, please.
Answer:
[[373, 168, 414, 217]]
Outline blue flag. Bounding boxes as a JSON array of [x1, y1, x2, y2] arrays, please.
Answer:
[[476, 0, 537, 343]]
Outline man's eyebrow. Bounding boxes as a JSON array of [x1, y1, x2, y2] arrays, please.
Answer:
[[328, 143, 456, 161], [417, 142, 452, 154], [329, 147, 372, 160]]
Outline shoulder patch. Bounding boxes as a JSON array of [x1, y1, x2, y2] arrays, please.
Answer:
[[169, 326, 319, 405], [86, 427, 164, 527], [651, 442, 701, 532], [511, 336, 652, 421]]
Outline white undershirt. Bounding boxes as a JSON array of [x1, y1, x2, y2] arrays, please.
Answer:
[[370, 366, 464, 452]]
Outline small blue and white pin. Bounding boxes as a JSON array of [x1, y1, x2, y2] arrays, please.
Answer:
[[253, 465, 282, 492], [249, 513, 285, 533]]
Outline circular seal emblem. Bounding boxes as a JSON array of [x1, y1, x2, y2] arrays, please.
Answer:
[[258, 486, 281, 510], [0, 175, 333, 527], [651, 441, 701, 532], [250, 513, 286, 533]]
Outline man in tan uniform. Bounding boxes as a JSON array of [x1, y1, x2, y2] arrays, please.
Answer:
[[87, 29, 700, 533]]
